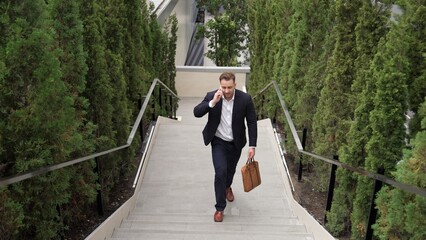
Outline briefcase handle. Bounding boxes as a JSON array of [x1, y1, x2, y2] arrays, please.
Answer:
[[246, 157, 255, 164]]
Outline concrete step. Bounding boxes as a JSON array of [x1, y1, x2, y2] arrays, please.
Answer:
[[110, 227, 314, 240], [113, 208, 314, 240], [109, 234, 314, 240], [125, 213, 301, 225], [115, 220, 307, 232]]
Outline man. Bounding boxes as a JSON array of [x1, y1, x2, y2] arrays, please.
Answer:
[[193, 72, 257, 222]]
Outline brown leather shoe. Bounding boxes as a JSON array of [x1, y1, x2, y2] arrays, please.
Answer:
[[226, 187, 234, 202], [214, 211, 223, 222]]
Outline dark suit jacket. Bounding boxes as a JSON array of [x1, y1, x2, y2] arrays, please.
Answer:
[[193, 89, 257, 150]]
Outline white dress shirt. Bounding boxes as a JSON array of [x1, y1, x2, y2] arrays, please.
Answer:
[[215, 95, 234, 142], [209, 94, 234, 142]]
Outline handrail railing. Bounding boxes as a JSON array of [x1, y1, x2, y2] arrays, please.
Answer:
[[0, 78, 178, 187], [253, 80, 426, 240], [252, 80, 426, 198], [255, 81, 303, 150]]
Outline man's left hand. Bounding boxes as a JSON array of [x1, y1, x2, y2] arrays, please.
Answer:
[[248, 148, 255, 159]]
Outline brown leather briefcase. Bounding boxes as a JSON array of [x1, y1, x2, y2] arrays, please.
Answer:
[[241, 158, 261, 192]]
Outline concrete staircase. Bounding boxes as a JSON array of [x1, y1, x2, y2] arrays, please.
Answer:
[[106, 97, 320, 240]]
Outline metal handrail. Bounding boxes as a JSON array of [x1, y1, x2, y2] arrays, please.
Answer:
[[253, 80, 426, 198], [254, 81, 303, 150], [0, 78, 178, 187]]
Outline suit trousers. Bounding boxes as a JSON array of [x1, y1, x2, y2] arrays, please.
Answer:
[[211, 136, 242, 211]]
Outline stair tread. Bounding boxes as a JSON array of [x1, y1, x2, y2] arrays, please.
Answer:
[[111, 227, 314, 239], [125, 214, 300, 225], [109, 234, 314, 240], [113, 223, 308, 234]]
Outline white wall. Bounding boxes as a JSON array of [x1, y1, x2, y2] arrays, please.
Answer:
[[173, 0, 197, 65], [175, 66, 250, 97]]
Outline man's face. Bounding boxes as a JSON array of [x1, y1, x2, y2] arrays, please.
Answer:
[[220, 79, 236, 101]]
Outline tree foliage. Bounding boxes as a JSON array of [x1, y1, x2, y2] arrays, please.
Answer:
[[373, 98, 426, 240], [311, 0, 362, 189], [196, 14, 240, 66], [351, 9, 410, 239], [372, 1, 426, 239], [247, 0, 425, 239], [0, 0, 178, 238], [326, 0, 391, 235], [196, 0, 247, 66], [0, 0, 82, 238]]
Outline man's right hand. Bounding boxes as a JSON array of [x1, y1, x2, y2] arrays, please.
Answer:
[[212, 88, 223, 104]]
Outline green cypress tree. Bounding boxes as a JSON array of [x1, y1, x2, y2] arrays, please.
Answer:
[[149, 7, 169, 117], [293, 0, 333, 153], [48, 0, 98, 232], [351, 18, 410, 239], [311, 0, 362, 190], [263, 0, 291, 118], [0, 0, 82, 238], [142, 2, 155, 80], [120, 0, 154, 180], [281, 0, 305, 110], [136, 1, 156, 126], [160, 14, 179, 114], [0, 1, 10, 170], [268, 0, 293, 87], [350, 0, 391, 105], [247, 0, 292, 121], [372, 2, 426, 239], [122, 0, 151, 110], [326, 0, 390, 235], [80, 0, 116, 206], [101, 0, 132, 193], [150, 9, 168, 81], [279, 0, 333, 156], [0, 5, 24, 238], [247, 0, 273, 92], [165, 14, 178, 91], [0, 3, 23, 238], [374, 98, 426, 240], [404, 2, 426, 138], [0, 188, 24, 239]]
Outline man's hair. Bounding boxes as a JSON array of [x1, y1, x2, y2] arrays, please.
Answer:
[[219, 72, 235, 82]]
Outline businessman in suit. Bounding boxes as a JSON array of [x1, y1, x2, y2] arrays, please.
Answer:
[[193, 72, 257, 222]]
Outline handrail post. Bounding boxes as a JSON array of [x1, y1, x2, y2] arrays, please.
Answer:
[[365, 167, 385, 240], [168, 94, 173, 119], [163, 90, 167, 116], [138, 96, 145, 142], [324, 155, 338, 224], [165, 93, 169, 117], [94, 157, 104, 216], [159, 88, 163, 112], [151, 98, 156, 121], [171, 96, 175, 119], [172, 95, 176, 119], [169, 94, 173, 118], [297, 128, 307, 181], [273, 108, 277, 125]]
